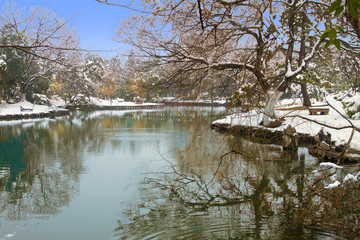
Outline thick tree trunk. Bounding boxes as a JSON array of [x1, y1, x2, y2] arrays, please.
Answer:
[[263, 74, 292, 126], [301, 83, 311, 107], [263, 90, 283, 126], [299, 10, 311, 107], [20, 93, 27, 102], [346, 4, 360, 41]]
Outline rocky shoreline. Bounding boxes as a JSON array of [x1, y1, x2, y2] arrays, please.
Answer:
[[211, 122, 360, 164]]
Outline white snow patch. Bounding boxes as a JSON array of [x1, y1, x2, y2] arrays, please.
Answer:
[[319, 162, 343, 169], [4, 233, 15, 238], [330, 174, 337, 181], [343, 174, 357, 182], [325, 181, 341, 189]]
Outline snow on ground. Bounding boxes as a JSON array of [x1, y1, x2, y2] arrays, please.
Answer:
[[0, 101, 52, 116], [0, 96, 163, 118], [325, 180, 341, 189], [88, 97, 161, 107], [48, 95, 162, 107], [213, 96, 360, 151]]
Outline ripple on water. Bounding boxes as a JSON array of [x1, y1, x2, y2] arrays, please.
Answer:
[[116, 207, 269, 240]]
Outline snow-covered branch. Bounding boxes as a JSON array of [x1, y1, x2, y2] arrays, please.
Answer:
[[285, 38, 323, 78]]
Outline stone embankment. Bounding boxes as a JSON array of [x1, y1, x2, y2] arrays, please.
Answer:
[[211, 122, 360, 164], [0, 109, 69, 121]]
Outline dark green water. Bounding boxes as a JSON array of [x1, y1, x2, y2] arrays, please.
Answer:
[[0, 107, 341, 239]]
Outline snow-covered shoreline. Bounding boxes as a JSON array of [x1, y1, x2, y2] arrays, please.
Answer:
[[0, 97, 164, 121], [2, 95, 360, 153], [212, 97, 360, 151], [0, 101, 60, 116]]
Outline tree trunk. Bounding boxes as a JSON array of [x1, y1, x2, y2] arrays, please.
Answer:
[[20, 93, 27, 102], [345, 4, 360, 41], [263, 71, 292, 126], [299, 10, 311, 107], [196, 80, 203, 101], [301, 83, 311, 107], [263, 90, 283, 126]]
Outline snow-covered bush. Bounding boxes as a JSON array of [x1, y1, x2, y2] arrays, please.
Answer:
[[332, 91, 360, 119]]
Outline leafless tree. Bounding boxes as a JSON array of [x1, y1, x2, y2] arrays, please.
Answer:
[[106, 0, 333, 125], [0, 2, 80, 101]]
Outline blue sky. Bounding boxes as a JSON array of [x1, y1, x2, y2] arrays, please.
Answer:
[[13, 0, 136, 57]]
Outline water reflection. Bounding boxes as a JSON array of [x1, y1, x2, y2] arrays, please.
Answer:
[[0, 120, 87, 221], [0, 107, 226, 239], [0, 132, 26, 191], [114, 116, 342, 239], [0, 107, 356, 239]]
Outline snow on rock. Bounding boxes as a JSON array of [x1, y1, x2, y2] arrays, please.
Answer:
[[343, 173, 357, 182], [319, 162, 343, 169], [331, 91, 360, 118], [330, 174, 337, 181], [325, 180, 341, 189]]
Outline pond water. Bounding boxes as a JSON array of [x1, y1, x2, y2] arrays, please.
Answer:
[[0, 107, 348, 239]]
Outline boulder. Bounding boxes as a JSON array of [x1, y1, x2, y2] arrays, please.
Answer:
[[282, 125, 299, 150]]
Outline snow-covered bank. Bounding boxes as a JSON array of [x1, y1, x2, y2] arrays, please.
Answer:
[[0, 96, 164, 121], [47, 95, 163, 108], [0, 101, 55, 115], [212, 96, 360, 151], [87, 97, 162, 107], [0, 101, 69, 121]]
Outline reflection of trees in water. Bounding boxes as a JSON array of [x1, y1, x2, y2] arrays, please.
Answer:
[[0, 107, 223, 221], [115, 128, 360, 239], [115, 195, 276, 239], [0, 132, 27, 191], [0, 113, 113, 220]]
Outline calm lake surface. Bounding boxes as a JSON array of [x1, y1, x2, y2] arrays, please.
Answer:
[[0, 107, 339, 239]]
